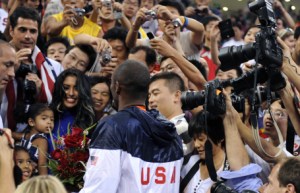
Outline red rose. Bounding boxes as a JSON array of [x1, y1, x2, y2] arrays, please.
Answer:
[[64, 134, 84, 148], [51, 149, 63, 160], [71, 127, 83, 136], [71, 151, 89, 162]]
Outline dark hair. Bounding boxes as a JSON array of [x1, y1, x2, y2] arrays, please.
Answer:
[[215, 66, 243, 77], [129, 46, 157, 67], [45, 37, 70, 54], [50, 68, 95, 128], [10, 6, 41, 30], [243, 25, 260, 39], [88, 75, 112, 100], [14, 145, 30, 157], [232, 22, 243, 30], [26, 103, 52, 121], [201, 16, 220, 29], [150, 72, 185, 93], [65, 44, 97, 72], [103, 27, 129, 55], [113, 60, 150, 99], [159, 0, 185, 16], [188, 110, 225, 145], [160, 56, 168, 64], [294, 26, 300, 40], [13, 146, 28, 186], [189, 59, 208, 81], [278, 157, 300, 192]]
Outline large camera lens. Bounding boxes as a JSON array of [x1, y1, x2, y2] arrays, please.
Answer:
[[219, 43, 256, 71], [211, 181, 238, 193], [231, 94, 245, 113], [181, 91, 205, 110]]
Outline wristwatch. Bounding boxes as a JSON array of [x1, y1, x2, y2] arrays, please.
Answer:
[[172, 18, 183, 28]]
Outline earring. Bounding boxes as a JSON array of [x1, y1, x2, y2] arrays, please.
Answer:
[[57, 102, 63, 113]]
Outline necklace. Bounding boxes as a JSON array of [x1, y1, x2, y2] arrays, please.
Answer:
[[194, 179, 202, 193]]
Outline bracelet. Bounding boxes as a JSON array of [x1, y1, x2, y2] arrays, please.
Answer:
[[182, 16, 189, 28]]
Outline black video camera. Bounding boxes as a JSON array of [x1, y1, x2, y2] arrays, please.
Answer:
[[181, 79, 245, 115], [218, 0, 286, 91]]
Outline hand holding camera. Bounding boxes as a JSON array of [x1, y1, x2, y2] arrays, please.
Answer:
[[210, 23, 221, 43], [92, 0, 102, 9], [99, 56, 118, 76], [132, 7, 149, 30], [150, 38, 176, 58], [113, 2, 123, 13], [16, 48, 32, 67], [152, 5, 176, 22], [62, 5, 76, 25], [90, 37, 111, 53]]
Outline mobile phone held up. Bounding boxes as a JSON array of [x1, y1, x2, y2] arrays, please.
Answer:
[[218, 19, 235, 40], [147, 32, 155, 40]]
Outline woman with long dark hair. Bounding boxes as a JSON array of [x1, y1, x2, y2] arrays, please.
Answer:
[[48, 68, 95, 152]]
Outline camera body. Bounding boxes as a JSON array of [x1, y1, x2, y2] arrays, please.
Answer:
[[218, 0, 285, 91], [100, 49, 112, 66], [73, 8, 85, 17], [102, 0, 112, 7], [16, 63, 33, 79], [181, 86, 244, 115], [211, 181, 257, 193], [145, 10, 156, 20], [182, 79, 232, 115]]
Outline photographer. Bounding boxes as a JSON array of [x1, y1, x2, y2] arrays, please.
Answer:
[[89, 0, 131, 34], [184, 0, 221, 23], [150, 38, 206, 90], [126, 0, 205, 61], [2, 7, 62, 131], [181, 90, 262, 193], [73, 27, 127, 77], [45, 0, 102, 45]]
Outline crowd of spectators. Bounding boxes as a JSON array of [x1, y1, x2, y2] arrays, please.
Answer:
[[0, 0, 300, 193]]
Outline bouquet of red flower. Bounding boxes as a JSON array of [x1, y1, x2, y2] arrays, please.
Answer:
[[48, 125, 95, 190]]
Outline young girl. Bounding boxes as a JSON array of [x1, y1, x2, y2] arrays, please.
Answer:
[[14, 146, 33, 183], [19, 103, 54, 175]]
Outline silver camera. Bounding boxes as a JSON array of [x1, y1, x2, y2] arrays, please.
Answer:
[[145, 10, 156, 20], [100, 49, 112, 66], [102, 0, 112, 7], [73, 8, 85, 17]]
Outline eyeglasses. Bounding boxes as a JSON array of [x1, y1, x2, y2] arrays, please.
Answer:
[[263, 109, 287, 119], [278, 28, 294, 39]]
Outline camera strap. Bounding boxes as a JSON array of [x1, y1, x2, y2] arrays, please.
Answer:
[[180, 159, 201, 193], [88, 53, 101, 74], [250, 108, 284, 158], [203, 84, 218, 182]]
